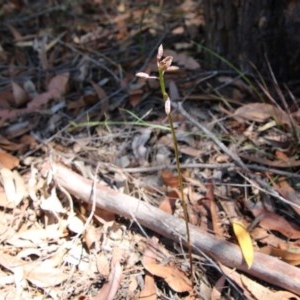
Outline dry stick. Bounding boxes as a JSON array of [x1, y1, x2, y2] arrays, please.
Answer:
[[50, 162, 300, 295], [123, 163, 300, 179], [174, 102, 300, 210]]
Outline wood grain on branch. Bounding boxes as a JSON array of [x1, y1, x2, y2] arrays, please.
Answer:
[[49, 162, 300, 295]]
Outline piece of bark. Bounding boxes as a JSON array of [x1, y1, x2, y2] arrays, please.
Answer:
[[49, 162, 300, 295]]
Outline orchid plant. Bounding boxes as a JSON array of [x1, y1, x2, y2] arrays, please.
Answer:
[[136, 45, 193, 283]]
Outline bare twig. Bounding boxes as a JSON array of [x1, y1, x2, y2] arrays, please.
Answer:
[[123, 163, 300, 179]]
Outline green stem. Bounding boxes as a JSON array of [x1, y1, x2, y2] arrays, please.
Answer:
[[158, 68, 193, 282]]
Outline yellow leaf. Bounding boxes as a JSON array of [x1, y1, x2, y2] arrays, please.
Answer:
[[232, 221, 254, 268]]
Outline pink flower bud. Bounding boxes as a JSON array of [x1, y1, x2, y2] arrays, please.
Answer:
[[157, 44, 164, 60]]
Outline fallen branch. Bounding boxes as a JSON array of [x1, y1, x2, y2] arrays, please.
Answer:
[[49, 162, 300, 295]]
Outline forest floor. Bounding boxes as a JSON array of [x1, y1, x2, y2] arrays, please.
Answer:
[[1, 1, 300, 299]]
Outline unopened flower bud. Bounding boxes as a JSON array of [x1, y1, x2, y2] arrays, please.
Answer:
[[165, 97, 171, 115], [157, 44, 163, 60]]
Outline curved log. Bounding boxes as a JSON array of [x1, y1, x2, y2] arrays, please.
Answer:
[[49, 162, 300, 295]]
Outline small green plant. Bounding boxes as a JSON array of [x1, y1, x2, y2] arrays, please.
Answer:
[[136, 45, 194, 283], [69, 108, 170, 131]]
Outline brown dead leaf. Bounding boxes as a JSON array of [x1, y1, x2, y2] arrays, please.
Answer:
[[0, 251, 68, 288], [269, 244, 300, 265], [11, 81, 29, 107], [159, 135, 203, 157], [158, 194, 177, 214], [242, 274, 278, 299], [0, 251, 21, 270], [0, 134, 24, 151], [91, 81, 108, 118], [0, 90, 15, 109], [40, 187, 66, 214], [114, 13, 129, 39], [206, 180, 222, 238], [20, 134, 38, 150], [0, 168, 26, 206], [219, 265, 254, 299], [234, 102, 291, 126], [0, 152, 19, 169], [94, 206, 116, 223], [291, 109, 300, 126], [211, 275, 226, 300], [132, 128, 152, 165], [235, 103, 273, 122], [128, 87, 143, 107], [241, 274, 300, 300], [25, 262, 68, 288], [27, 91, 52, 110], [128, 276, 139, 298], [251, 208, 300, 239], [91, 262, 123, 300], [47, 72, 69, 98], [27, 73, 69, 110], [139, 274, 157, 300], [251, 227, 290, 248], [0, 109, 24, 125], [97, 253, 111, 277], [172, 26, 184, 35], [275, 150, 289, 162], [7, 24, 23, 41], [161, 170, 179, 188], [272, 291, 300, 299], [7, 224, 66, 248], [111, 246, 126, 267], [218, 76, 255, 96], [272, 178, 300, 217], [164, 49, 200, 70], [84, 225, 101, 249], [142, 261, 192, 293], [239, 152, 300, 168], [67, 96, 87, 111], [140, 238, 157, 299]]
